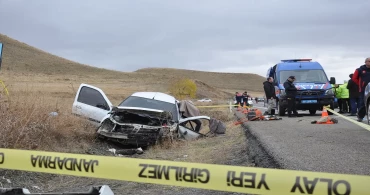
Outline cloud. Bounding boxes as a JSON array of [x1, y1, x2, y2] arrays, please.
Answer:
[[0, 0, 369, 83]]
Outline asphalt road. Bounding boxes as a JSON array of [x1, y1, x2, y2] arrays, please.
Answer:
[[241, 102, 370, 176]]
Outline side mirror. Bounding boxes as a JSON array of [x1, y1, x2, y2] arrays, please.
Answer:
[[0, 43, 3, 70], [330, 77, 336, 85]]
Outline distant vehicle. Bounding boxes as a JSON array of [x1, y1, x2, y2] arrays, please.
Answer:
[[266, 59, 336, 116], [233, 99, 253, 107], [72, 84, 210, 146], [255, 97, 265, 102], [198, 98, 212, 102]]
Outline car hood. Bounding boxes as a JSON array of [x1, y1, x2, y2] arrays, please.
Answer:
[[279, 82, 331, 90], [111, 106, 174, 122]]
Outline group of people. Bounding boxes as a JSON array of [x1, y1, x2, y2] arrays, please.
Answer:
[[261, 57, 370, 121], [263, 76, 302, 117], [332, 75, 357, 115], [235, 91, 251, 106], [333, 57, 370, 121], [350, 57, 370, 122]]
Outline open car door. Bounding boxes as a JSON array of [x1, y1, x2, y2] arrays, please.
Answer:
[[178, 116, 210, 140], [72, 84, 113, 124]]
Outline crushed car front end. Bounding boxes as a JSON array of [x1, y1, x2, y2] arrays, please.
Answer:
[[97, 107, 176, 146]]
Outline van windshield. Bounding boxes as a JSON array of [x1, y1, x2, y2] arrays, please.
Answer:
[[279, 69, 328, 83]]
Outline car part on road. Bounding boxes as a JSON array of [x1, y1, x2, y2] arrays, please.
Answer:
[[0, 185, 114, 195]]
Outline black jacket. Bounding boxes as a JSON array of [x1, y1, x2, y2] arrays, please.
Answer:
[[263, 81, 276, 99], [283, 79, 297, 98], [347, 79, 360, 98]]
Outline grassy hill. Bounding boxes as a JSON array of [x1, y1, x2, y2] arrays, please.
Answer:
[[136, 68, 266, 94], [0, 33, 265, 99]]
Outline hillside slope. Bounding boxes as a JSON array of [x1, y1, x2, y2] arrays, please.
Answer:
[[0, 33, 123, 77], [136, 68, 266, 93], [0, 33, 264, 98]]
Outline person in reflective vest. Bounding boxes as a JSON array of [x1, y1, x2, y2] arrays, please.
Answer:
[[339, 81, 350, 113]]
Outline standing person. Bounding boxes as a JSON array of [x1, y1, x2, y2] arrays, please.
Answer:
[[263, 77, 276, 115], [283, 76, 302, 117], [352, 57, 370, 122], [242, 91, 250, 106], [235, 92, 242, 106], [339, 81, 350, 113], [347, 73, 360, 116], [335, 84, 343, 113]]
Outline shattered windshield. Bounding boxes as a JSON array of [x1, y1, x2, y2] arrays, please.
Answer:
[[279, 69, 328, 83], [118, 96, 179, 121]]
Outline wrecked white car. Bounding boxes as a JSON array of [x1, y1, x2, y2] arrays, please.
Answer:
[[72, 84, 213, 147]]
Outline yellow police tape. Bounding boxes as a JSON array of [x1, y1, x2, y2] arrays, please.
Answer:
[[197, 105, 252, 108], [324, 106, 370, 132], [0, 148, 369, 194]]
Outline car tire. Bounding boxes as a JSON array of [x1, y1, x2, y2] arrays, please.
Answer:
[[278, 102, 285, 116], [367, 102, 370, 125]]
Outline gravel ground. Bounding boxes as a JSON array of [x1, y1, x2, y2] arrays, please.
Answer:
[[238, 102, 370, 176]]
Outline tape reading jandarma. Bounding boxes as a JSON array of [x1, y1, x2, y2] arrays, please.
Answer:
[[0, 148, 369, 195]]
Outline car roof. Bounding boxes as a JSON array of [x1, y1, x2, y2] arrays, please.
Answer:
[[277, 61, 323, 71], [131, 92, 176, 104]]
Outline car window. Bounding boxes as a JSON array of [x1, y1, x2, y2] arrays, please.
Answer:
[[118, 96, 179, 121], [77, 86, 109, 110]]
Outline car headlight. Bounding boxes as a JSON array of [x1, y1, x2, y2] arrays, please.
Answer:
[[325, 89, 334, 95]]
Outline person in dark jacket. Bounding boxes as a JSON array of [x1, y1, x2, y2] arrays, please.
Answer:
[[352, 57, 370, 121], [235, 92, 242, 106], [347, 73, 360, 116], [242, 91, 250, 106], [263, 77, 276, 115], [283, 76, 302, 117]]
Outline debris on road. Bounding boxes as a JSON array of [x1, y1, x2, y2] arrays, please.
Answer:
[[310, 107, 338, 124]]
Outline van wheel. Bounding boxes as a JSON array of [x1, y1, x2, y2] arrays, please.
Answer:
[[278, 103, 285, 116], [309, 109, 316, 115]]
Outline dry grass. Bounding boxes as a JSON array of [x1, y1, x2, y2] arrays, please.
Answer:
[[144, 107, 240, 164], [0, 90, 97, 153]]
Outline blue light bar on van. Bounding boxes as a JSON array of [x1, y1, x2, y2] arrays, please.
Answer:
[[281, 59, 312, 62]]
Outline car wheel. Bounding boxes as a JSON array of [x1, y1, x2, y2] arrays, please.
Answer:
[[309, 109, 317, 115], [367, 102, 370, 125]]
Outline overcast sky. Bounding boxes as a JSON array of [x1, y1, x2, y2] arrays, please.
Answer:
[[1, 0, 369, 83]]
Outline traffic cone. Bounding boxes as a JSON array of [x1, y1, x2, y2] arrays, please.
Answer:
[[322, 107, 329, 117], [312, 107, 334, 124]]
